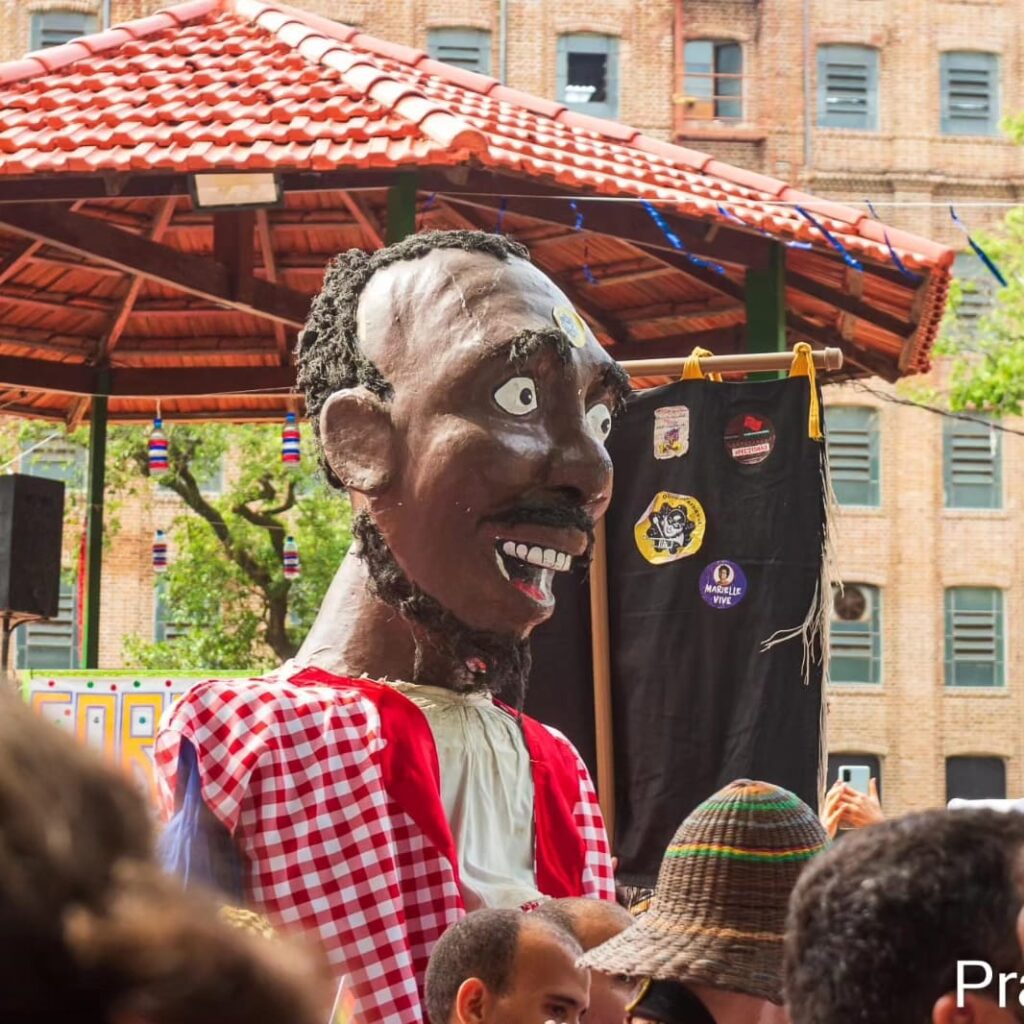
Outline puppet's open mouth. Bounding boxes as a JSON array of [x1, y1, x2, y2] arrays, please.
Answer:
[[493, 540, 573, 605]]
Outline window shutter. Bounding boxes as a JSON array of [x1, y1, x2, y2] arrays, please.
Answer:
[[16, 581, 77, 670], [943, 417, 1001, 508], [426, 28, 492, 75], [945, 588, 1004, 687], [942, 52, 998, 135], [154, 580, 189, 643], [830, 584, 881, 684], [818, 45, 878, 130], [30, 11, 97, 50], [826, 406, 880, 506]]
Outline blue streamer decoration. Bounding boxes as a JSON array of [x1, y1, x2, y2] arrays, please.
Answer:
[[496, 197, 508, 235], [569, 201, 598, 284], [417, 192, 438, 231], [864, 200, 922, 283], [642, 201, 727, 276], [715, 203, 813, 250], [950, 205, 1007, 288], [796, 206, 863, 272]]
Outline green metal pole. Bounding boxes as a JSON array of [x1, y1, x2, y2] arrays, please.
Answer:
[[744, 241, 787, 380], [83, 373, 109, 670], [386, 171, 418, 244]]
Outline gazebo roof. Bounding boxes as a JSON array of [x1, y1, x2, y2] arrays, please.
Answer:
[[0, 0, 954, 422]]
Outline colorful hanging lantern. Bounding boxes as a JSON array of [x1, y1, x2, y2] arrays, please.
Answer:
[[283, 535, 301, 580], [153, 529, 168, 574], [282, 411, 301, 469], [148, 416, 169, 475]]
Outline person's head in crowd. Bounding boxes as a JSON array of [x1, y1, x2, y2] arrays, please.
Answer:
[[785, 809, 1024, 1024], [0, 693, 329, 1024], [425, 907, 589, 1024], [580, 780, 828, 1024], [533, 898, 640, 1023]]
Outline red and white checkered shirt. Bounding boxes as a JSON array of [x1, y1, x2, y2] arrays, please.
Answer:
[[155, 666, 613, 1024]]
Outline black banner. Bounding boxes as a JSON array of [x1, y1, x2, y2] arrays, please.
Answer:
[[526, 375, 826, 886]]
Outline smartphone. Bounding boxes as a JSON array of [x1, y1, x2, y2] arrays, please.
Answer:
[[838, 765, 871, 795]]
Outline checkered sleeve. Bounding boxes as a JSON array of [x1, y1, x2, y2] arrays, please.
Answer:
[[544, 725, 616, 901], [154, 678, 278, 832]]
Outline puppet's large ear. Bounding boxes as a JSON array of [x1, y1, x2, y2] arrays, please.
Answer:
[[319, 387, 395, 495]]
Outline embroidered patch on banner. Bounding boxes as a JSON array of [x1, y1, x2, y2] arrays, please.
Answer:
[[653, 406, 690, 459], [699, 560, 748, 609], [634, 492, 706, 564], [552, 305, 588, 348], [724, 412, 776, 465]]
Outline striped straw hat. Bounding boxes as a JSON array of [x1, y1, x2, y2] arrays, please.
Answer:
[[579, 779, 828, 1004]]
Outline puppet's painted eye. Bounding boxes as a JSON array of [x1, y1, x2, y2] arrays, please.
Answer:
[[494, 376, 538, 416], [587, 402, 613, 443]]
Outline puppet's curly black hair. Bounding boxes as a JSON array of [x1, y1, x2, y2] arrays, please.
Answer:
[[295, 230, 530, 486]]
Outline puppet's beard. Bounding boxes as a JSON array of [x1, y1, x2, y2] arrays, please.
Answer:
[[352, 512, 531, 709]]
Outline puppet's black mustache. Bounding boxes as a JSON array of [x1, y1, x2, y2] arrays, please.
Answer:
[[485, 503, 595, 534]]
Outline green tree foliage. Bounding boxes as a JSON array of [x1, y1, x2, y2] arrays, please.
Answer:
[[104, 421, 351, 672], [938, 156, 1024, 416]]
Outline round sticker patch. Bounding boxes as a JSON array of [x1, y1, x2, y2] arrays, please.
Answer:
[[634, 491, 706, 565], [699, 560, 748, 609], [552, 305, 588, 348], [724, 412, 776, 465]]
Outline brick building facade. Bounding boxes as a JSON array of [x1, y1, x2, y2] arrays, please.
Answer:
[[3, 0, 1022, 815]]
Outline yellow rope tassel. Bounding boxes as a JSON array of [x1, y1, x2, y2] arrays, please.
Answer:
[[788, 342, 824, 441], [681, 346, 723, 382]]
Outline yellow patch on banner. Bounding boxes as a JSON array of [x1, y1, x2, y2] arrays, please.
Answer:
[[634, 491, 706, 565], [552, 305, 588, 348]]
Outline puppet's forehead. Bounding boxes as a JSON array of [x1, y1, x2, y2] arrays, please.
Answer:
[[356, 247, 580, 365]]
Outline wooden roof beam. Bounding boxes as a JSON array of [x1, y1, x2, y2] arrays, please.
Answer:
[[340, 192, 385, 249], [255, 209, 289, 360], [0, 204, 310, 328], [786, 312, 899, 382], [787, 269, 917, 339], [0, 354, 293, 397]]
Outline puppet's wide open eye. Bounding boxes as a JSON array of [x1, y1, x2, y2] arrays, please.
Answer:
[[494, 376, 538, 416], [587, 402, 613, 443]]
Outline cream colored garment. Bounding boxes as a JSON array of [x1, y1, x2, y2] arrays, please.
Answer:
[[392, 682, 542, 911]]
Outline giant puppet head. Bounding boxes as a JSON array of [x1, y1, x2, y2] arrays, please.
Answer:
[[296, 231, 629, 701]]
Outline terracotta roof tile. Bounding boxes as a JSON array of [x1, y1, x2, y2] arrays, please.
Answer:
[[0, 0, 954, 378]]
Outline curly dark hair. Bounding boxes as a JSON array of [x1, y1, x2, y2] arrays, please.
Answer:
[[784, 809, 1024, 1024], [295, 230, 530, 486]]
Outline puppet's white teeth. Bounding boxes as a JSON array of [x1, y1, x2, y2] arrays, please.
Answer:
[[542, 549, 557, 568], [556, 553, 569, 571], [516, 543, 528, 560], [496, 541, 573, 573], [495, 549, 511, 580], [527, 546, 544, 567], [503, 541, 517, 557]]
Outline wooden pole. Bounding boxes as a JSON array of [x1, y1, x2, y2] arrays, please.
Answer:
[[83, 372, 109, 669], [589, 516, 616, 842], [619, 346, 843, 378], [386, 172, 418, 244]]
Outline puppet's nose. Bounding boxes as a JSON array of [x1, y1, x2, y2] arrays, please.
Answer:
[[544, 427, 613, 516]]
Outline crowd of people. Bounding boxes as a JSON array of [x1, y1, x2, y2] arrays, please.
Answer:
[[5, 683, 1022, 1024]]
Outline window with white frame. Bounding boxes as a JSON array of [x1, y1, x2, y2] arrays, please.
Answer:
[[16, 578, 78, 670]]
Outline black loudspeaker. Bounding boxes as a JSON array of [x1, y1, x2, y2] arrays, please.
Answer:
[[0, 474, 65, 621]]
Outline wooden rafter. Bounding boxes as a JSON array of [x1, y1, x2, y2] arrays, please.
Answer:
[[0, 203, 310, 327], [255, 209, 289, 360], [786, 313, 899, 382], [340, 191, 384, 249]]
